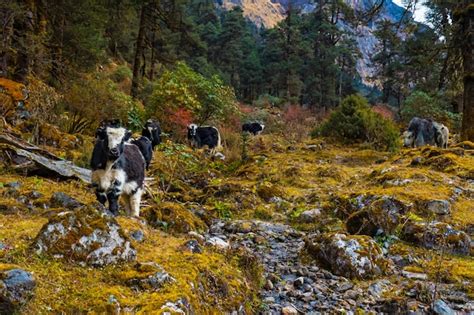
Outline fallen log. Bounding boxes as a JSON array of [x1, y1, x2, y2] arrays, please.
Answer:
[[0, 133, 91, 183]]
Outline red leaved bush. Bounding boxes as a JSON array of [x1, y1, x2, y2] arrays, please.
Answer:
[[372, 104, 397, 121], [164, 107, 194, 139]]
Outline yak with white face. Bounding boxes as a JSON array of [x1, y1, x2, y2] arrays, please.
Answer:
[[403, 117, 449, 149], [91, 122, 145, 217], [242, 122, 265, 135], [187, 124, 221, 152]]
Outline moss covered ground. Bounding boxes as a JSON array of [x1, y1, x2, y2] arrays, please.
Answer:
[[0, 131, 473, 312]]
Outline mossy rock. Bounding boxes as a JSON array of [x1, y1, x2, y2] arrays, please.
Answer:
[[305, 232, 393, 280], [142, 202, 207, 234], [401, 220, 471, 255], [32, 206, 137, 266], [346, 196, 409, 236], [257, 182, 283, 202]]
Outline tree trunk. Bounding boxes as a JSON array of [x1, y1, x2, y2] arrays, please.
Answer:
[[460, 2, 474, 141], [131, 3, 149, 98]]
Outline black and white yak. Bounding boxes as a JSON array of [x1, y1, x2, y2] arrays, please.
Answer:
[[242, 122, 265, 135], [187, 124, 221, 153], [91, 122, 145, 217], [142, 119, 162, 149], [403, 117, 449, 149]]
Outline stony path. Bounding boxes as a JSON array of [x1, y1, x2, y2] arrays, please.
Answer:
[[207, 220, 381, 314]]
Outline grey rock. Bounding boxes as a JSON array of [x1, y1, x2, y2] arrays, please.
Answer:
[[433, 299, 455, 315], [299, 208, 322, 223], [181, 239, 202, 254], [0, 269, 36, 312], [336, 282, 353, 292], [33, 207, 136, 267], [425, 200, 451, 215], [28, 191, 43, 200], [50, 192, 83, 210], [5, 182, 21, 189], [401, 270, 428, 280], [130, 230, 145, 242], [305, 233, 393, 279]]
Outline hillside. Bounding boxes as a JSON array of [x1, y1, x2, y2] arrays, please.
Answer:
[[1, 112, 474, 312]]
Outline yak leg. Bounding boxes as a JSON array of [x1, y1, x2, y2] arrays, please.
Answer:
[[130, 188, 143, 217], [122, 194, 131, 216], [415, 131, 425, 147]]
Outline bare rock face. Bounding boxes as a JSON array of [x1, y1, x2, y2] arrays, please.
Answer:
[[305, 233, 393, 280], [402, 220, 471, 255], [33, 207, 136, 267], [0, 269, 36, 314]]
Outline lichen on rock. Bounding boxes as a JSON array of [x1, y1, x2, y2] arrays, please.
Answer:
[[32, 207, 136, 266], [305, 232, 393, 279], [402, 220, 471, 255]]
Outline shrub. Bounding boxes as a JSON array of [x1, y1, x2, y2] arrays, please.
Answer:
[[401, 91, 461, 130], [61, 72, 140, 134], [253, 94, 283, 108], [148, 62, 238, 134], [316, 94, 400, 151], [110, 65, 132, 83]]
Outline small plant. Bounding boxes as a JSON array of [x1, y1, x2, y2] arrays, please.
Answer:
[[127, 105, 144, 132], [214, 201, 232, 220]]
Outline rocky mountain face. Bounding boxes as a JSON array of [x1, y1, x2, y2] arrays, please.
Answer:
[[216, 0, 407, 85]]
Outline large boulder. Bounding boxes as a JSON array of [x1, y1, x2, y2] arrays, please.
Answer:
[[33, 207, 136, 266], [305, 233, 393, 279], [0, 268, 36, 314], [402, 220, 471, 255], [343, 195, 409, 236]]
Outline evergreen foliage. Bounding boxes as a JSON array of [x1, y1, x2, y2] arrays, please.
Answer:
[[317, 95, 400, 151]]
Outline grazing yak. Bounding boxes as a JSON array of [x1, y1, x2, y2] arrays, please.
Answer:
[[242, 122, 265, 135], [187, 124, 221, 153], [91, 121, 145, 217], [403, 117, 449, 148]]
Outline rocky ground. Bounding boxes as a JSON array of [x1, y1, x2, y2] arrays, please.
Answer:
[[1, 133, 474, 314]]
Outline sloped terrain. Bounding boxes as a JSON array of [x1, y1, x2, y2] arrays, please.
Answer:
[[1, 131, 473, 313]]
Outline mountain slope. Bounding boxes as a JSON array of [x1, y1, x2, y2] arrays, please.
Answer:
[[216, 0, 408, 85]]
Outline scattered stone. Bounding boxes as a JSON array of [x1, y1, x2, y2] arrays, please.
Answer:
[[337, 282, 354, 292], [33, 207, 136, 266], [50, 192, 83, 210], [432, 299, 455, 315], [264, 279, 274, 290], [180, 239, 202, 254], [425, 200, 451, 215], [28, 191, 42, 200], [4, 182, 21, 189], [281, 305, 298, 315], [298, 208, 321, 223], [130, 230, 145, 242], [0, 269, 36, 312], [206, 236, 229, 250], [401, 270, 428, 280], [127, 265, 175, 291], [305, 233, 393, 279]]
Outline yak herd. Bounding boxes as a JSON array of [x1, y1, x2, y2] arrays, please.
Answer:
[[90, 117, 448, 217]]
